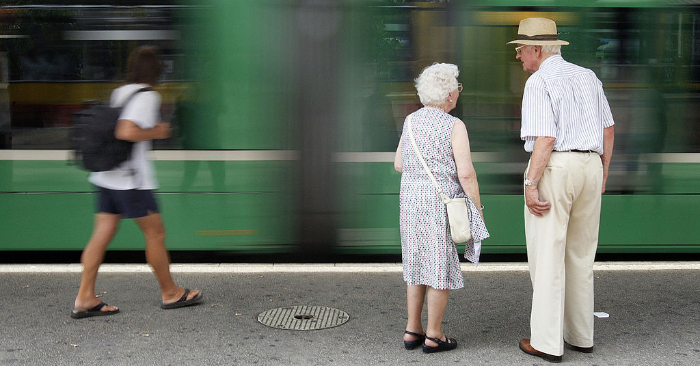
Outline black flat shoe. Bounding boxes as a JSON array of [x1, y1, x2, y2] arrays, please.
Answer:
[[403, 331, 425, 350], [422, 335, 458, 353], [565, 341, 594, 353]]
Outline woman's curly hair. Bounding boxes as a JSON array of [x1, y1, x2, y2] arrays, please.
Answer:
[[415, 63, 459, 106]]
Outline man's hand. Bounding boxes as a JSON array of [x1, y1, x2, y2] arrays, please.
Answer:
[[602, 173, 608, 194], [525, 185, 551, 216]]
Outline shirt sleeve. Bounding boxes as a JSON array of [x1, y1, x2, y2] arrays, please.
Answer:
[[120, 91, 161, 129], [521, 75, 557, 140]]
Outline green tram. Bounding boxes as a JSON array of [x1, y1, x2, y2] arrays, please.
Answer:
[[1, 1, 699, 259]]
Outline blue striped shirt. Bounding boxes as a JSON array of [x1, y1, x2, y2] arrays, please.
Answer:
[[521, 55, 614, 154]]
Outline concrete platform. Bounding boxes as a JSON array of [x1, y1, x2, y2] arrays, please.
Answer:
[[1, 262, 698, 365]]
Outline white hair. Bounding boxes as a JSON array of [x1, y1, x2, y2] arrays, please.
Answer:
[[415, 63, 459, 106], [523, 45, 561, 54], [541, 45, 561, 54]]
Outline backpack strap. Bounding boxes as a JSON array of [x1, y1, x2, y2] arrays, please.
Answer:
[[119, 87, 152, 110], [118, 87, 151, 185]]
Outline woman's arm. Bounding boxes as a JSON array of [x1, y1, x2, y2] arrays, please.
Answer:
[[451, 119, 482, 215], [394, 140, 403, 173]]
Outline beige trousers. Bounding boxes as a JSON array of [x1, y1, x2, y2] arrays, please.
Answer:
[[524, 152, 603, 356]]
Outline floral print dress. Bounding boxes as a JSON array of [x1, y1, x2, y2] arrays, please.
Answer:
[[399, 107, 464, 290]]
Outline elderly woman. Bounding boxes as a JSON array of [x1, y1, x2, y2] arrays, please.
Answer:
[[394, 63, 483, 353]]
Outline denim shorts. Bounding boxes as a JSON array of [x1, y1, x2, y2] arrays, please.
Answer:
[[95, 186, 160, 219]]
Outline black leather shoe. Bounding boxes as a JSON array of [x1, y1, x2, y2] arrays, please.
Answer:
[[565, 341, 594, 353], [422, 335, 458, 353], [403, 331, 425, 350], [519, 338, 562, 363]]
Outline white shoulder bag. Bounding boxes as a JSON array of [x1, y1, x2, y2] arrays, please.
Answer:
[[406, 114, 472, 243]]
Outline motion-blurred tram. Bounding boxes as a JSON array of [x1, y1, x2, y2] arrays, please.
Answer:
[[1, 0, 699, 258]]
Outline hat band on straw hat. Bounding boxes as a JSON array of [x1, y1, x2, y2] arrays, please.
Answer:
[[516, 34, 559, 41]]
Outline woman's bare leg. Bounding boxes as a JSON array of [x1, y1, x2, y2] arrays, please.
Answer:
[[405, 285, 427, 342], [425, 287, 450, 346]]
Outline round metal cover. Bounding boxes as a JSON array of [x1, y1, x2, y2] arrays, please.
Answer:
[[257, 305, 350, 331]]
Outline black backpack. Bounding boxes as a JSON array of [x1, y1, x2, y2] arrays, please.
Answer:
[[71, 87, 150, 172]]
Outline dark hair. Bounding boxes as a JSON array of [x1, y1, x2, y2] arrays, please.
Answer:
[[126, 45, 162, 85]]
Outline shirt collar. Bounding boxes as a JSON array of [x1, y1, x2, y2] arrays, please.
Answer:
[[538, 54, 563, 72]]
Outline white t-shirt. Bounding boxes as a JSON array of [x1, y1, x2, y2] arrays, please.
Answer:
[[88, 83, 161, 190]]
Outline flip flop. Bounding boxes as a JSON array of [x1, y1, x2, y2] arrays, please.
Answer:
[[71, 302, 119, 319], [161, 289, 203, 309]]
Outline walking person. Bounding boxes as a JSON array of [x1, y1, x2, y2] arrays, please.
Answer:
[[394, 63, 486, 353], [508, 18, 615, 362], [71, 46, 202, 319]]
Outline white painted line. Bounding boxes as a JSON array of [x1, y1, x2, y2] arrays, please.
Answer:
[[5, 150, 700, 164], [592, 261, 700, 270], [643, 153, 700, 163], [0, 150, 300, 161], [332, 152, 509, 163], [0, 150, 72, 161], [332, 152, 396, 163], [64, 30, 180, 41], [151, 150, 300, 161], [0, 262, 698, 273]]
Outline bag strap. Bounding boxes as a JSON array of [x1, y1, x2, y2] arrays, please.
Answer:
[[119, 87, 151, 110], [119, 87, 150, 185], [406, 114, 450, 203]]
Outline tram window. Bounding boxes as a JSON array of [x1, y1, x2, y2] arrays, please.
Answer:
[[16, 46, 80, 81], [691, 13, 700, 83], [79, 43, 119, 81], [0, 5, 183, 149], [0, 53, 8, 149]]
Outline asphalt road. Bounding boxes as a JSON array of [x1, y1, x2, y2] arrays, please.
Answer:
[[0, 263, 698, 365]]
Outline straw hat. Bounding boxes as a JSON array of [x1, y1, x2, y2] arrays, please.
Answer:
[[507, 18, 569, 46]]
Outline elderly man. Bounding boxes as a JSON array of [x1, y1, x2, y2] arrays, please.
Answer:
[[508, 18, 615, 362]]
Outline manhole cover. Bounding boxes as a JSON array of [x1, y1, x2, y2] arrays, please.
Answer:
[[257, 306, 350, 330]]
